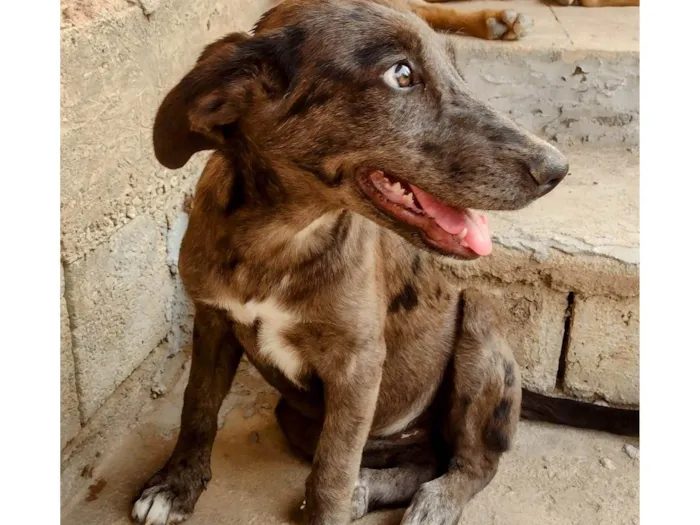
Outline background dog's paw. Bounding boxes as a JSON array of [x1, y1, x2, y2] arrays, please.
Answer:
[[132, 485, 192, 525], [486, 10, 534, 41]]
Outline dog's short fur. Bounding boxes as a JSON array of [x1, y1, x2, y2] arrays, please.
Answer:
[[555, 0, 639, 6], [131, 1, 639, 524]]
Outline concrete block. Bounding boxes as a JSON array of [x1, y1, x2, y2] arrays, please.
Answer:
[[471, 282, 568, 393], [64, 216, 173, 421], [60, 0, 276, 263], [564, 295, 639, 406], [61, 265, 81, 450]]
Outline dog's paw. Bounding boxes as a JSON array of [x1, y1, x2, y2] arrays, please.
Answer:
[[132, 485, 192, 525], [350, 478, 370, 520], [400, 479, 461, 525], [486, 10, 534, 41]]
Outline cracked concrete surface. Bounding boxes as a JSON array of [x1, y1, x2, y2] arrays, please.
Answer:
[[62, 366, 639, 525]]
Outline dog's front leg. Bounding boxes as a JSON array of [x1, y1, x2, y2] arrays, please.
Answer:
[[132, 304, 242, 525], [304, 345, 385, 525]]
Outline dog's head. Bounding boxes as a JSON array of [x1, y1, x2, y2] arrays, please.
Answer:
[[154, 0, 568, 261]]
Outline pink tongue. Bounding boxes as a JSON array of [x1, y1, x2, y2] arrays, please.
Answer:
[[409, 184, 493, 256], [463, 212, 493, 256], [408, 184, 466, 234]]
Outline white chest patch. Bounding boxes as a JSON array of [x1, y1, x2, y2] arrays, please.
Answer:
[[213, 297, 305, 386]]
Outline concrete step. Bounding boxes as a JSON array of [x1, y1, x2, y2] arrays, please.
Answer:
[[61, 365, 640, 525], [451, 1, 639, 146], [440, 145, 639, 405]]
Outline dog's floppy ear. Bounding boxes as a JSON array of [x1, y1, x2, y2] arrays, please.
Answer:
[[153, 29, 300, 169]]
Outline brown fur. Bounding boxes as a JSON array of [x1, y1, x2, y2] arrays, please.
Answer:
[[555, 0, 639, 6], [131, 2, 638, 525]]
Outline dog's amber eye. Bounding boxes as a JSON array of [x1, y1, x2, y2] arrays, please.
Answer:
[[382, 62, 416, 90]]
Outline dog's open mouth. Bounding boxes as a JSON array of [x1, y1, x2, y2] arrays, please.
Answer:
[[357, 170, 493, 259]]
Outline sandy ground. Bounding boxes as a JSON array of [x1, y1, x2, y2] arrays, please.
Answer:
[[63, 363, 639, 525]]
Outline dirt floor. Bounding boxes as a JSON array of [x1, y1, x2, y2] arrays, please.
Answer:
[[62, 361, 639, 525]]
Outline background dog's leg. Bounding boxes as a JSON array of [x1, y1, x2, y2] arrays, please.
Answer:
[[409, 4, 533, 40], [401, 294, 521, 525], [132, 305, 243, 525], [580, 0, 639, 6]]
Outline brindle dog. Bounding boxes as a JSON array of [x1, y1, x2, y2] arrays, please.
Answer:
[[132, 1, 638, 524]]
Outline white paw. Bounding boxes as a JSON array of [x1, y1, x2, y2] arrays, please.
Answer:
[[132, 486, 190, 525]]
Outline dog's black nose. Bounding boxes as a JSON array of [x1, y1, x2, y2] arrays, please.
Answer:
[[530, 146, 569, 194]]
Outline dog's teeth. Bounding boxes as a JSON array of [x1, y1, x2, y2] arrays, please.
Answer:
[[457, 227, 468, 240], [390, 182, 403, 194]]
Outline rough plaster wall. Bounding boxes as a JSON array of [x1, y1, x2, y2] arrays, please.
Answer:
[[60, 0, 276, 434]]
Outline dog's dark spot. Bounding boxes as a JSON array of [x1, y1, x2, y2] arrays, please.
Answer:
[[353, 40, 398, 69], [81, 465, 94, 478], [85, 478, 107, 502], [493, 398, 512, 421], [482, 397, 514, 452], [460, 396, 472, 414], [224, 257, 239, 271], [503, 362, 515, 387], [420, 142, 441, 156], [411, 254, 422, 275], [449, 161, 462, 179], [389, 284, 418, 313], [483, 425, 510, 453], [435, 286, 442, 300]]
